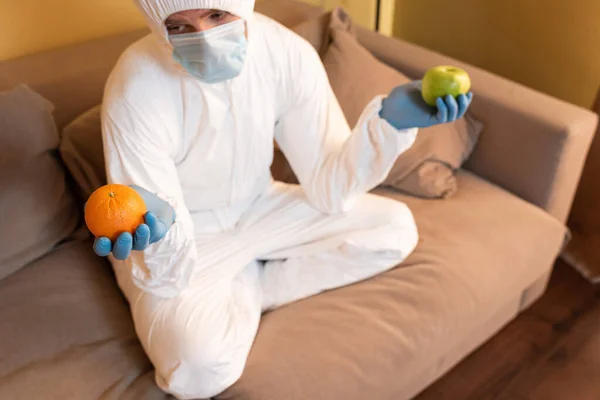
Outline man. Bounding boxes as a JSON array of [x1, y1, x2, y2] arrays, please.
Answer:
[[97, 0, 473, 398]]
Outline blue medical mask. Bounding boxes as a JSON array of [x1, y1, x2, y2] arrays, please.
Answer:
[[169, 19, 248, 84]]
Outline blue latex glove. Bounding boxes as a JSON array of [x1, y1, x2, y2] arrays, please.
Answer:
[[379, 80, 474, 131], [91, 185, 176, 261]]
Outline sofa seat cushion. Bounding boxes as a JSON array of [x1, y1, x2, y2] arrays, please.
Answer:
[[217, 170, 566, 400], [0, 240, 168, 400]]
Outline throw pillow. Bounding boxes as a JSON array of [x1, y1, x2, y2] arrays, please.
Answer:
[[321, 7, 484, 199], [0, 85, 79, 280], [59, 105, 106, 200]]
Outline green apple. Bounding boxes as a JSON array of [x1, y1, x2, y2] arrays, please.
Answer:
[[421, 65, 471, 107]]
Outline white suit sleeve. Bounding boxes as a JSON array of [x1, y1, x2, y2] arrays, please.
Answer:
[[102, 99, 196, 298], [274, 37, 418, 214]]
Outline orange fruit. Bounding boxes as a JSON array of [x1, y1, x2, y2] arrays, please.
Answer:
[[85, 184, 147, 242]]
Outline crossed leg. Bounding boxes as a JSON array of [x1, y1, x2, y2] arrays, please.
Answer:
[[126, 182, 419, 399]]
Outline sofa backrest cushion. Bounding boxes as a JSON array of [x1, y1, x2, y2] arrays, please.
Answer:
[[59, 105, 105, 201], [0, 85, 79, 280]]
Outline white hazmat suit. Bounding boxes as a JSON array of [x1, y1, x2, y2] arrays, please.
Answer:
[[102, 0, 420, 398]]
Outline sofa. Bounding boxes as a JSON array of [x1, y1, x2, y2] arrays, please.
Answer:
[[0, 1, 597, 399]]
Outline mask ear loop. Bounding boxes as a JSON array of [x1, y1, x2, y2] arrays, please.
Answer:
[[163, 20, 188, 72], [162, 16, 174, 47]]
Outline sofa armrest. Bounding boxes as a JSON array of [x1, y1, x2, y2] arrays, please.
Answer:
[[357, 27, 598, 223]]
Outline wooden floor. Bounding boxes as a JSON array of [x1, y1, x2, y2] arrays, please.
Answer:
[[415, 260, 600, 400]]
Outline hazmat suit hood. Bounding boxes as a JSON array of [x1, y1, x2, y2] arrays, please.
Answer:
[[133, 0, 256, 43]]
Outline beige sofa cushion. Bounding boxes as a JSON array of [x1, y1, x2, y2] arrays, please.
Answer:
[[0, 85, 79, 280], [322, 8, 483, 199], [218, 170, 566, 400], [0, 240, 168, 400], [59, 105, 106, 201]]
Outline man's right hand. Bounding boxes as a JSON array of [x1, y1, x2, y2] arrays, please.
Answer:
[[379, 80, 473, 131], [92, 185, 176, 260]]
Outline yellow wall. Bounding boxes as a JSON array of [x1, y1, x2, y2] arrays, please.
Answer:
[[393, 0, 600, 108], [0, 0, 146, 61], [2, 0, 383, 61]]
